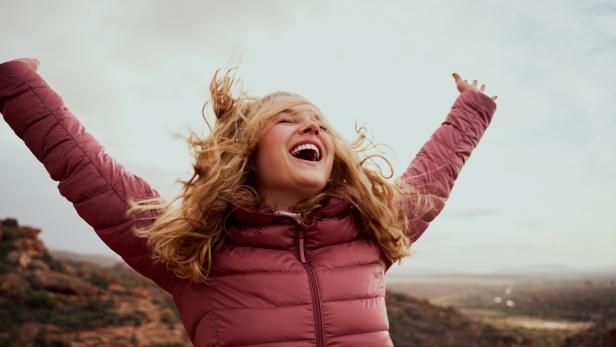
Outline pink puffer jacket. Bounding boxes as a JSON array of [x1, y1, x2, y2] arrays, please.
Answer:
[[0, 60, 496, 347]]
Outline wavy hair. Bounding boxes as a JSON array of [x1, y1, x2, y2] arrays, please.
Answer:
[[126, 68, 438, 284]]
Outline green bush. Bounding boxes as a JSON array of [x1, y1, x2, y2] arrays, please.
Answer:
[[86, 272, 110, 290], [159, 295, 181, 320], [0, 227, 19, 242], [0, 243, 12, 261], [103, 310, 146, 327], [33, 328, 70, 347], [0, 262, 13, 275], [161, 312, 175, 329], [1, 292, 150, 332], [40, 253, 65, 273], [26, 289, 57, 309], [56, 298, 115, 330]]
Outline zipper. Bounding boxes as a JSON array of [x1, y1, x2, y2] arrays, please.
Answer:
[[297, 228, 325, 347]]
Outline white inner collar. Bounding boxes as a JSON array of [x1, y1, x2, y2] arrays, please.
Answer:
[[274, 209, 302, 223]]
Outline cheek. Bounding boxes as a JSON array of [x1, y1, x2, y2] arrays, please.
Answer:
[[255, 140, 287, 178], [325, 139, 336, 164], [255, 127, 291, 170]]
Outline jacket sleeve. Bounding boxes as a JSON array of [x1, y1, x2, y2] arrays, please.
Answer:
[[0, 60, 178, 293], [400, 89, 497, 245]]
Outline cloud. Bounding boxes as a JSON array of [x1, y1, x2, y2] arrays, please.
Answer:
[[1, 1, 615, 272]]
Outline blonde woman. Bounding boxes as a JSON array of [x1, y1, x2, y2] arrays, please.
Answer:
[[0, 57, 497, 347]]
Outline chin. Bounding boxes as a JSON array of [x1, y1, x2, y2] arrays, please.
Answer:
[[297, 178, 328, 195]]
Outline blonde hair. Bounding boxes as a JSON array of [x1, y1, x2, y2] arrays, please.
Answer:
[[127, 69, 438, 284]]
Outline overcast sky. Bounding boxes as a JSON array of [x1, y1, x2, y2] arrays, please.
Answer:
[[1, 0, 614, 274]]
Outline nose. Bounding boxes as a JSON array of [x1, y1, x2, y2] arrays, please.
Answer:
[[300, 120, 320, 136]]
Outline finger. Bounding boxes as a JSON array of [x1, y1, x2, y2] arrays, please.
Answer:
[[480, 84, 485, 92], [491, 95, 498, 100], [31, 58, 40, 70], [472, 79, 478, 87], [452, 72, 461, 82], [14, 57, 40, 71]]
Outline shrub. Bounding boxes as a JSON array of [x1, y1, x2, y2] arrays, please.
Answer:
[[40, 253, 65, 273], [103, 310, 146, 327], [26, 289, 57, 309], [161, 312, 175, 329], [86, 272, 110, 290], [0, 227, 19, 242], [33, 328, 70, 347]]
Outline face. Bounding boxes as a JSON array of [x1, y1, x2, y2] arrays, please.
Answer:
[[253, 97, 335, 209]]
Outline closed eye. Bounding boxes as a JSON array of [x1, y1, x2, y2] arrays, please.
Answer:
[[277, 116, 328, 131]]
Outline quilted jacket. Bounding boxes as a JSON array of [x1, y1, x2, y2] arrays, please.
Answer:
[[0, 60, 497, 347]]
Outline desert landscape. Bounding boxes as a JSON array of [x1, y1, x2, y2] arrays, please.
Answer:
[[386, 269, 616, 346]]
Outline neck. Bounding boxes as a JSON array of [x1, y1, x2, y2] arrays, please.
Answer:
[[261, 189, 308, 212]]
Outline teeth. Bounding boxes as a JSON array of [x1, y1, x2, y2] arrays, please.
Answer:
[[290, 143, 320, 160]]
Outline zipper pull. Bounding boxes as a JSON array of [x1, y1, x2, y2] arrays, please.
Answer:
[[298, 230, 307, 263]]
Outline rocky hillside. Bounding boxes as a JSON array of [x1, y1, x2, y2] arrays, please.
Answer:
[[388, 291, 616, 347], [0, 217, 190, 347], [387, 291, 534, 347]]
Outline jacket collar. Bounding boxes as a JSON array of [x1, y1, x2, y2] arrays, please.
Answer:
[[228, 194, 352, 227]]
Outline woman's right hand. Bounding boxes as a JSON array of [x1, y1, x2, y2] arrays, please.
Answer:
[[11, 57, 40, 72]]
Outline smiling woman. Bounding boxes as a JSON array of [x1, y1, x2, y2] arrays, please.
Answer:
[[1, 59, 497, 346], [126, 69, 425, 283], [254, 101, 335, 211]]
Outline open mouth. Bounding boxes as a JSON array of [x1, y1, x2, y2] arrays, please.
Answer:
[[289, 143, 321, 162]]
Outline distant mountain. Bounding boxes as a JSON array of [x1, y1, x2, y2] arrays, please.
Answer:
[[49, 249, 121, 268], [389, 263, 616, 278], [493, 264, 616, 278], [495, 264, 584, 277]]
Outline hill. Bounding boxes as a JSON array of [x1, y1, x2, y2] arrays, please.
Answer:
[[0, 217, 190, 346], [387, 273, 616, 347]]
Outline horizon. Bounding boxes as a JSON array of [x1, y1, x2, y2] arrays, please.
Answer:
[[45, 246, 616, 276]]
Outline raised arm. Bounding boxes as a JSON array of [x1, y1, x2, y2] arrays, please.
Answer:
[[0, 59, 177, 293], [400, 84, 497, 246]]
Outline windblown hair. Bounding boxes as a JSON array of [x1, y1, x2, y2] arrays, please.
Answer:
[[127, 68, 439, 284]]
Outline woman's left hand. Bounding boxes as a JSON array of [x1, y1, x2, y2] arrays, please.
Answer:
[[11, 58, 40, 72], [452, 72, 497, 101]]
